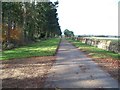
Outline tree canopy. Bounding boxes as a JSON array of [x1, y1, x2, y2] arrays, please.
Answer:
[[2, 1, 62, 47], [64, 29, 74, 37]]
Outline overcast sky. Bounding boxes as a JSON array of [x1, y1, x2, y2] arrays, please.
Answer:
[[52, 0, 119, 35]]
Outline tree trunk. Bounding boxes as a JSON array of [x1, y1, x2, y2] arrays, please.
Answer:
[[45, 31, 48, 39], [7, 11, 11, 44]]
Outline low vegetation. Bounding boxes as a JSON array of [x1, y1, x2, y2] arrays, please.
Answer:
[[67, 38, 119, 60], [0, 38, 60, 60]]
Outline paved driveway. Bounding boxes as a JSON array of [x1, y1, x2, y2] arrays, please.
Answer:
[[44, 39, 119, 88]]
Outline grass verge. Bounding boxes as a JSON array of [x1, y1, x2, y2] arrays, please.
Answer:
[[67, 38, 119, 60], [0, 38, 61, 60]]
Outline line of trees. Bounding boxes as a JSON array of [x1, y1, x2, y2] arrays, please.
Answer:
[[2, 1, 62, 49], [64, 29, 74, 37]]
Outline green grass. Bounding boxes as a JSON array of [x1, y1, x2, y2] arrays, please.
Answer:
[[0, 38, 60, 60], [67, 38, 119, 60]]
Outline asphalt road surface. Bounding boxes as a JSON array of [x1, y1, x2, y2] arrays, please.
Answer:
[[44, 39, 119, 88]]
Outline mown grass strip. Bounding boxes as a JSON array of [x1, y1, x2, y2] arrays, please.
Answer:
[[0, 38, 60, 60], [67, 38, 119, 60]]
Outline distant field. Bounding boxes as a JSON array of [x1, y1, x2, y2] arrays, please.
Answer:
[[81, 37, 119, 42], [83, 37, 118, 40]]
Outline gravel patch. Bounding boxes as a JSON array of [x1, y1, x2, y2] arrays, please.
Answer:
[[0, 56, 56, 88], [82, 50, 119, 82], [92, 58, 119, 82]]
